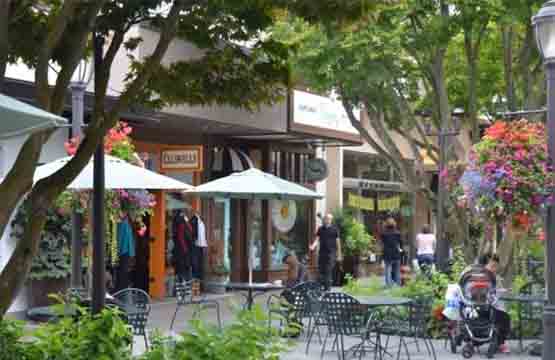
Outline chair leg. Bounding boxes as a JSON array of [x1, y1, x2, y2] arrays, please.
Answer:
[[321, 332, 330, 360], [306, 319, 316, 354], [427, 338, 437, 360], [215, 302, 222, 329], [402, 337, 411, 360], [339, 334, 345, 360], [170, 305, 180, 331], [144, 333, 149, 351]]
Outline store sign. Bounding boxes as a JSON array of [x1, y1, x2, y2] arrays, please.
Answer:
[[161, 147, 203, 171], [348, 194, 374, 211], [293, 90, 360, 134], [377, 196, 401, 211], [304, 158, 329, 182], [358, 180, 403, 192]]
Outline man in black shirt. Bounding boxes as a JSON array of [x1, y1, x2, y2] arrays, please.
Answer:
[[310, 213, 342, 291]]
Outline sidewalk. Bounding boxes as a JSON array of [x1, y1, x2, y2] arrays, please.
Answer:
[[139, 292, 539, 360]]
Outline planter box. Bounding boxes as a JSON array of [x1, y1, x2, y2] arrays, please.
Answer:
[[27, 277, 69, 308]]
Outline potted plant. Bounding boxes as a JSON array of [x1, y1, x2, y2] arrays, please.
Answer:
[[334, 209, 375, 280], [206, 263, 229, 294]]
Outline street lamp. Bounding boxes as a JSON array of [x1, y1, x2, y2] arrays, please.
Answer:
[[423, 109, 462, 272], [532, 2, 555, 358], [69, 59, 93, 290]]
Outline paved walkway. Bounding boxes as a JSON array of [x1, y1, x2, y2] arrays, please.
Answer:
[[136, 292, 539, 360]]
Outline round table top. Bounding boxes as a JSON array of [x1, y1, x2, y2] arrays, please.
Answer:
[[206, 281, 285, 291], [354, 295, 412, 306], [499, 293, 546, 303]]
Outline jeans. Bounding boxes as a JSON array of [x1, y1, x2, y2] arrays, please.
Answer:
[[319, 255, 336, 291], [494, 308, 511, 345], [417, 254, 434, 267], [384, 260, 401, 287]]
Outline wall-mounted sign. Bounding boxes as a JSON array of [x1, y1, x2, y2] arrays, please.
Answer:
[[358, 180, 403, 192], [161, 146, 203, 171], [293, 90, 360, 135], [348, 193, 374, 211], [271, 200, 297, 233], [304, 158, 329, 182]]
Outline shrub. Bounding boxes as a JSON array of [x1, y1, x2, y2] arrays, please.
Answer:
[[0, 319, 28, 360], [141, 306, 289, 360]]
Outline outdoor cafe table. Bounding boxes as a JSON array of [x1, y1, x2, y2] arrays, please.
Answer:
[[205, 281, 285, 310], [499, 293, 546, 357], [354, 296, 412, 307]]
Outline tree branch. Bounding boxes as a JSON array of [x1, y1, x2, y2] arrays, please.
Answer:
[[50, 0, 108, 115], [35, 0, 79, 110]]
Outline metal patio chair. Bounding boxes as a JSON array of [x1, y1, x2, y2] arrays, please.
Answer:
[[170, 279, 222, 331], [319, 292, 370, 360], [112, 288, 151, 351]]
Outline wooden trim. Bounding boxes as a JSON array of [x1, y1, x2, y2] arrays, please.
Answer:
[[149, 191, 166, 299]]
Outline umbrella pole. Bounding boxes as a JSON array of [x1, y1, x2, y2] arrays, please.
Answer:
[[91, 33, 106, 314], [91, 140, 106, 314]]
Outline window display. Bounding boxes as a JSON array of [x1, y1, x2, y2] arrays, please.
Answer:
[[270, 200, 310, 270]]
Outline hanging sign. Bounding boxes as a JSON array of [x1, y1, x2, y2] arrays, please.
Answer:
[[161, 146, 203, 171], [271, 200, 297, 233], [304, 158, 329, 182], [377, 196, 401, 211], [347, 194, 374, 211]]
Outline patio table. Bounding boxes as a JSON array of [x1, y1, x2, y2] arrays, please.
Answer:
[[499, 293, 545, 357], [205, 281, 284, 310]]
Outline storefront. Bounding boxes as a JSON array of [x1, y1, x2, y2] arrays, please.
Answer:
[[342, 151, 417, 261], [123, 88, 362, 298]]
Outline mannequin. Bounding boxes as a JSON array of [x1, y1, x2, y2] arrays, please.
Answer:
[[172, 210, 193, 282], [190, 210, 207, 280]]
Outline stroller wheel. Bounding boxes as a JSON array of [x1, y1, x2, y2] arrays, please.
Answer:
[[462, 344, 474, 359]]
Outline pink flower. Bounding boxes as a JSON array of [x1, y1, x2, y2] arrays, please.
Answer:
[[137, 225, 147, 236]]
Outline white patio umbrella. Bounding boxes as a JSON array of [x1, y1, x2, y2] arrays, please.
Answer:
[[186, 167, 322, 284], [0, 93, 67, 139], [34, 155, 193, 190]]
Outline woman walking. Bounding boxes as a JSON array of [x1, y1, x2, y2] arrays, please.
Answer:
[[416, 224, 436, 269], [381, 218, 402, 287]]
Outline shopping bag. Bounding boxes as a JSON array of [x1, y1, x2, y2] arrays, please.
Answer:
[[442, 284, 462, 321]]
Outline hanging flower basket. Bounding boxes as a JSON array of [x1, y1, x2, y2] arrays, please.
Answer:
[[459, 119, 554, 230]]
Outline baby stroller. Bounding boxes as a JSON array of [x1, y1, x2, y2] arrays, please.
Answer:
[[451, 265, 499, 359]]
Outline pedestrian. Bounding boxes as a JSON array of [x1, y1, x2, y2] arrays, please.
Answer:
[[381, 217, 402, 287], [416, 224, 436, 269], [310, 213, 342, 291], [282, 252, 300, 288]]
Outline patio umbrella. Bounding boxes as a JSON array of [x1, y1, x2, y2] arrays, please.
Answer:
[[0, 93, 67, 139], [186, 168, 322, 284], [187, 168, 323, 200], [34, 155, 193, 190]]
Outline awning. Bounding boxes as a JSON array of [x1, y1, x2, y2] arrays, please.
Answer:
[[0, 93, 67, 139], [212, 147, 254, 172]]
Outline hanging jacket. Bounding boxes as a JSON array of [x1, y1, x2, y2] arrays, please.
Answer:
[[118, 218, 135, 257]]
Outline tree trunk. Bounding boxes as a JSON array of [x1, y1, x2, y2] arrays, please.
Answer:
[[502, 26, 516, 111], [0, 195, 49, 314], [498, 223, 525, 288]]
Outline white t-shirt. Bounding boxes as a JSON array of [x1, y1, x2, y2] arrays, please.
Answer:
[[416, 233, 436, 255]]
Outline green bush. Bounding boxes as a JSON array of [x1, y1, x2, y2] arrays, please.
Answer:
[[141, 306, 289, 360], [333, 209, 375, 257], [0, 319, 28, 360]]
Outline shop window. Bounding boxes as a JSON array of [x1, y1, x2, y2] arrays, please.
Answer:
[[270, 200, 310, 270], [249, 200, 264, 270], [165, 192, 193, 271], [213, 198, 231, 272]]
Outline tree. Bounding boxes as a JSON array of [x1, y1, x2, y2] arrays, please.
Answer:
[[0, 0, 371, 315]]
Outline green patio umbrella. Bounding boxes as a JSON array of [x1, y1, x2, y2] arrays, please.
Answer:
[[186, 168, 322, 284], [0, 93, 67, 139]]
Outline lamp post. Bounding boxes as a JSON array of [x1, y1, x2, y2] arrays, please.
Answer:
[[532, 2, 555, 358], [424, 109, 462, 272], [69, 60, 93, 289]]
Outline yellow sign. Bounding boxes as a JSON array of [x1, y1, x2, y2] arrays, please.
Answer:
[[348, 194, 374, 211], [378, 196, 401, 211]]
